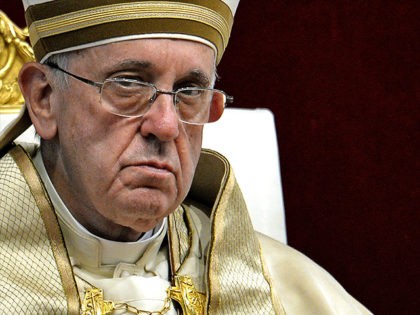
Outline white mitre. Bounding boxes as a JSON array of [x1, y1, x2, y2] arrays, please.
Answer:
[[22, 0, 239, 64]]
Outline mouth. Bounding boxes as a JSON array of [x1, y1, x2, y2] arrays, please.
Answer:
[[141, 160, 173, 171], [123, 160, 175, 178], [138, 164, 172, 175]]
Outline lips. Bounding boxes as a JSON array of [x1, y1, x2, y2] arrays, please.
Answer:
[[127, 160, 174, 173], [120, 160, 176, 186], [135, 164, 173, 178]]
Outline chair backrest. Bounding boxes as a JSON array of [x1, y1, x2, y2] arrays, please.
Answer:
[[0, 114, 37, 144], [203, 107, 287, 243]]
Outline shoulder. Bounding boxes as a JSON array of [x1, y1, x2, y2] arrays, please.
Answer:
[[257, 233, 373, 315]]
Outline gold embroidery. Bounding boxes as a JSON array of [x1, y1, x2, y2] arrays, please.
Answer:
[[81, 287, 114, 315]]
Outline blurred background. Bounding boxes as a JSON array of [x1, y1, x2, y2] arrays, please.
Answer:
[[2, 1, 419, 313]]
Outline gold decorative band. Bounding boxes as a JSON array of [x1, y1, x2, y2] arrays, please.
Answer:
[[26, 0, 233, 63]]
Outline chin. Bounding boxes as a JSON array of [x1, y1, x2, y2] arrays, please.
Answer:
[[106, 191, 180, 224], [115, 204, 170, 227], [126, 216, 164, 234]]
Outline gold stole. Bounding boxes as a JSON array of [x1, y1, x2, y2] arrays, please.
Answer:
[[171, 149, 282, 314], [0, 146, 281, 314]]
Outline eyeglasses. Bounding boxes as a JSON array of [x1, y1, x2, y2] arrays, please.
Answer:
[[45, 62, 233, 125]]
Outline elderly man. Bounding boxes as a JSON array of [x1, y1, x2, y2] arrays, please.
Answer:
[[0, 0, 372, 314]]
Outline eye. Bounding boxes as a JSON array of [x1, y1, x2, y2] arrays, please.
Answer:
[[114, 78, 138, 86], [174, 78, 208, 90], [177, 88, 204, 97], [108, 78, 151, 90], [110, 72, 149, 83], [104, 78, 152, 100]]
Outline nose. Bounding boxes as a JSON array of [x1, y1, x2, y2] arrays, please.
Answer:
[[139, 93, 180, 141]]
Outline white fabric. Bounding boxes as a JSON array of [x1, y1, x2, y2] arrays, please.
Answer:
[[203, 107, 287, 243], [0, 113, 37, 144], [22, 0, 240, 13], [22, 0, 51, 9]]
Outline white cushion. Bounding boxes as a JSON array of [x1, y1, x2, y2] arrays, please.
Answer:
[[203, 108, 287, 243], [0, 113, 37, 144]]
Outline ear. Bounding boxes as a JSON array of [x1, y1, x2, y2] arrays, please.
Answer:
[[18, 62, 57, 140]]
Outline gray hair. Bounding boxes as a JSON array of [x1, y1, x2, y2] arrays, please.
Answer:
[[43, 52, 75, 88]]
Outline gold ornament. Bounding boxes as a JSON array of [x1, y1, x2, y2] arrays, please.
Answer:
[[81, 287, 115, 315], [0, 11, 34, 114], [80, 275, 205, 315], [169, 275, 206, 315], [81, 286, 171, 315]]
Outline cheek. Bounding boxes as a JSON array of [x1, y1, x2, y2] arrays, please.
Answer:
[[179, 126, 203, 185], [189, 126, 204, 161], [58, 101, 134, 190], [61, 92, 131, 152]]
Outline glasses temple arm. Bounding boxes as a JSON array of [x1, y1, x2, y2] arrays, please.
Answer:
[[44, 62, 103, 88]]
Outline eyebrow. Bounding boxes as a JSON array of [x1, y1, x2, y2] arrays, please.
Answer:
[[182, 69, 213, 87]]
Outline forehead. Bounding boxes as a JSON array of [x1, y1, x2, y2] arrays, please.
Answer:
[[71, 38, 216, 77]]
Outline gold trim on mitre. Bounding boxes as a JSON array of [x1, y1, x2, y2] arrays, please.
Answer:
[[25, 0, 235, 63]]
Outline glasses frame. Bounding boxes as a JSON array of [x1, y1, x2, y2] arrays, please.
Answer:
[[45, 62, 233, 125]]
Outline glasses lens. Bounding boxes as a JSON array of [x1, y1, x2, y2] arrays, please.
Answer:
[[176, 88, 226, 124], [100, 79, 154, 117], [100, 80, 228, 124]]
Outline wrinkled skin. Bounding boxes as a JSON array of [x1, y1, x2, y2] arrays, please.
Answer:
[[21, 39, 215, 241]]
